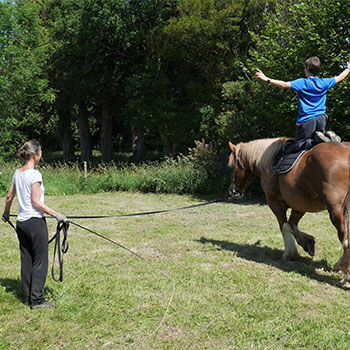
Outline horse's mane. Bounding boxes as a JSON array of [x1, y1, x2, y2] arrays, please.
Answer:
[[233, 138, 286, 173]]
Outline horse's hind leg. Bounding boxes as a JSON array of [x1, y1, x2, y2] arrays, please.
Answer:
[[289, 210, 317, 257], [328, 202, 350, 288], [329, 205, 347, 273]]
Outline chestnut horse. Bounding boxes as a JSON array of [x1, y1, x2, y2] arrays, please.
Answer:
[[228, 138, 350, 288]]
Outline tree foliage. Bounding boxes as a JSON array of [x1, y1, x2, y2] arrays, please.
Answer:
[[0, 0, 54, 158], [219, 0, 350, 143], [0, 0, 349, 162]]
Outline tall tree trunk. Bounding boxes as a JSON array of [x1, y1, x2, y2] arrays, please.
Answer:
[[171, 142, 178, 155], [159, 124, 171, 155], [101, 94, 113, 162], [131, 124, 144, 159], [57, 94, 74, 162], [77, 102, 91, 163], [62, 120, 74, 162]]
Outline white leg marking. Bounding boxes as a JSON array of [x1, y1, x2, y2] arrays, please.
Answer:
[[281, 222, 298, 260]]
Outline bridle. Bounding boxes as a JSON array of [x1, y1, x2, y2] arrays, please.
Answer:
[[229, 152, 245, 197], [231, 152, 245, 181]]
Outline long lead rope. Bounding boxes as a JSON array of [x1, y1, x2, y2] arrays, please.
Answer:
[[5, 197, 227, 340], [7, 198, 225, 221], [5, 198, 226, 283], [63, 198, 226, 219]]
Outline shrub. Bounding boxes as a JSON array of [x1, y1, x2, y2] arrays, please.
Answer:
[[0, 141, 232, 197]]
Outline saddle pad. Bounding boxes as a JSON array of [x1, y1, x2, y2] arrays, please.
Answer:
[[275, 150, 306, 175]]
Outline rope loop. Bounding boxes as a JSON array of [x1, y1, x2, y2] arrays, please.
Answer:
[[50, 221, 69, 282]]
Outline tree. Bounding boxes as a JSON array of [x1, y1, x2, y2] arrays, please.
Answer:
[[121, 0, 180, 157], [219, 0, 350, 143], [0, 0, 55, 159], [151, 0, 276, 147]]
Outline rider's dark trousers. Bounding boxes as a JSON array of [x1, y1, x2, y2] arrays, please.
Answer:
[[295, 113, 327, 151], [16, 217, 48, 306]]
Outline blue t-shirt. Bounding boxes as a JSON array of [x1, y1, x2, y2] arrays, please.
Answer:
[[290, 76, 336, 123]]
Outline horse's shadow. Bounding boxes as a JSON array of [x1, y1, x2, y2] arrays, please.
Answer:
[[196, 237, 342, 288], [0, 278, 54, 304]]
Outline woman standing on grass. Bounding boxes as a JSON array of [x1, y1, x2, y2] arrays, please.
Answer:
[[2, 140, 67, 309]]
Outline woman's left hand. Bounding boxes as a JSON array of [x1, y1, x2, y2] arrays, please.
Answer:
[[2, 212, 10, 222]]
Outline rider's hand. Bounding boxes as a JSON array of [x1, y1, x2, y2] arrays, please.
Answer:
[[255, 69, 268, 82]]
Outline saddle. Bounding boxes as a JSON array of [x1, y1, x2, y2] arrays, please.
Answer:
[[274, 150, 306, 175], [273, 139, 306, 175], [273, 130, 341, 175]]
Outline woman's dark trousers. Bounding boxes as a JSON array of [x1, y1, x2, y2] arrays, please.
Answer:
[[16, 217, 48, 306]]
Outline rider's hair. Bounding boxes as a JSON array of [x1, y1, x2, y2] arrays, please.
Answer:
[[305, 57, 321, 76], [18, 140, 41, 162]]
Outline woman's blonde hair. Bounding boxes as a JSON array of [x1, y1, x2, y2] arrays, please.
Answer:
[[18, 140, 41, 161]]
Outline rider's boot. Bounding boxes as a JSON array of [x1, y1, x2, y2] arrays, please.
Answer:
[[315, 131, 331, 144], [325, 131, 341, 142]]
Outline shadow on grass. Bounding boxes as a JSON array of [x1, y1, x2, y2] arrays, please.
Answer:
[[196, 237, 343, 289], [0, 278, 54, 304], [0, 278, 23, 301]]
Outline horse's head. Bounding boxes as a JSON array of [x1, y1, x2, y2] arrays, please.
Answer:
[[227, 141, 254, 199]]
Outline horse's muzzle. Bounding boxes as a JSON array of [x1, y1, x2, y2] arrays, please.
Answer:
[[228, 184, 244, 199]]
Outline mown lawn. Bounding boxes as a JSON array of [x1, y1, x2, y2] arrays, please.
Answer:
[[1, 192, 349, 349]]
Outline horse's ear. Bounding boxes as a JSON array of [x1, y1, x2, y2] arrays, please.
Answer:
[[228, 142, 235, 152]]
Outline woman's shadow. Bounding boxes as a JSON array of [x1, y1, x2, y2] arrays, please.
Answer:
[[0, 278, 54, 304], [196, 237, 342, 288], [0, 278, 23, 301]]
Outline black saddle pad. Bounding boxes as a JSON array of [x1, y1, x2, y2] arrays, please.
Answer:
[[274, 150, 306, 175]]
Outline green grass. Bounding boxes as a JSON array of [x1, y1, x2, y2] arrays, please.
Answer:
[[1, 192, 349, 349]]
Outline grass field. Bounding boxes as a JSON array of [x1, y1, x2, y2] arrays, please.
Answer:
[[1, 192, 350, 349]]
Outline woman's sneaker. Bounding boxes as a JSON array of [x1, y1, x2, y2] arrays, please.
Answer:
[[30, 300, 54, 309], [315, 131, 330, 144], [325, 131, 341, 142]]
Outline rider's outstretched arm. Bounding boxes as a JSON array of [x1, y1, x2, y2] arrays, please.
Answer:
[[255, 69, 291, 89], [335, 61, 350, 84]]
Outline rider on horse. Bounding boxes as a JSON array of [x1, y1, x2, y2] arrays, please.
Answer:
[[256, 57, 350, 153]]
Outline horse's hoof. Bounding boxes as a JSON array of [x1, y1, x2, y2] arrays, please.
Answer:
[[282, 251, 300, 261], [334, 259, 347, 273], [341, 276, 350, 289], [334, 264, 346, 273], [305, 238, 317, 257]]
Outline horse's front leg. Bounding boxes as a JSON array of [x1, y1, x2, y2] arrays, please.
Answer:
[[266, 195, 299, 260], [289, 210, 317, 257]]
